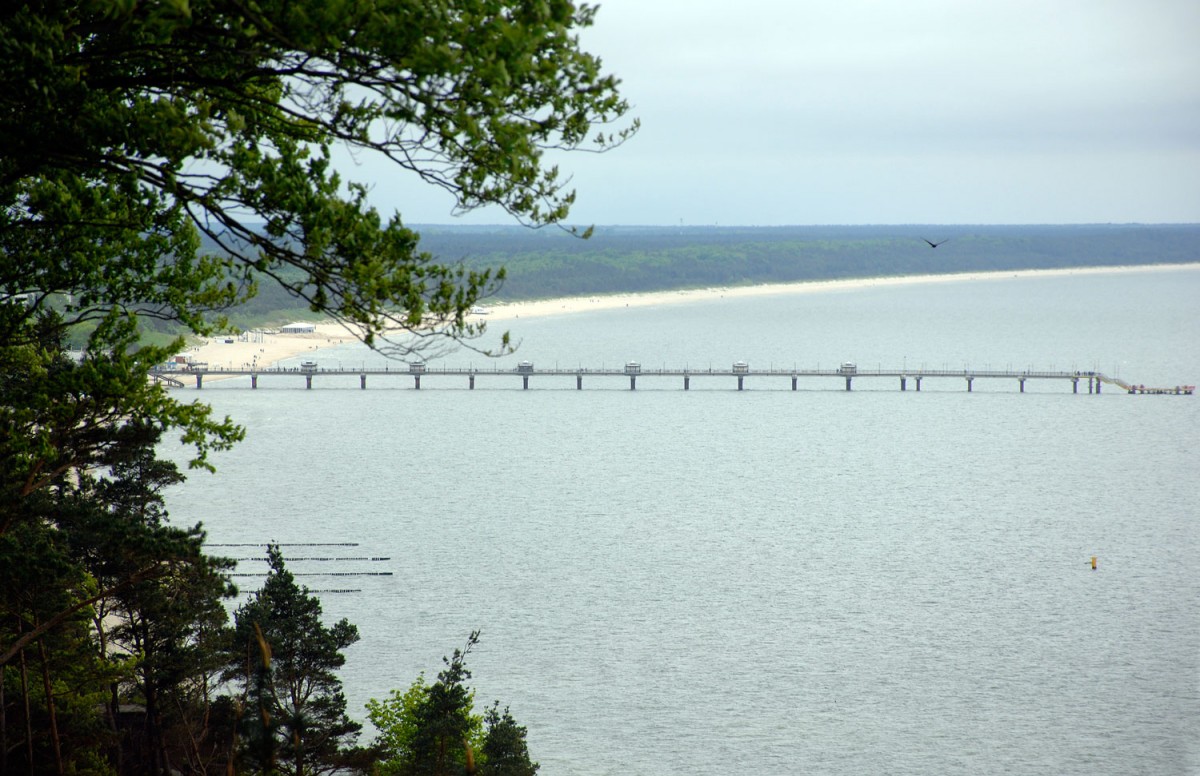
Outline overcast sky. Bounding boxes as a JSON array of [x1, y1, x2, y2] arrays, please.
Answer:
[[341, 0, 1200, 226]]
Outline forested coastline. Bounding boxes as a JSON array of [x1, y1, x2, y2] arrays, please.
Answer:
[[432, 223, 1200, 300], [222, 223, 1200, 324]]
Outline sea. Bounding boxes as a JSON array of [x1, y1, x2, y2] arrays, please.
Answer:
[[166, 267, 1200, 776]]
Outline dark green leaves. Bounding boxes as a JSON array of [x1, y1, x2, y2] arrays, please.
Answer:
[[3, 0, 633, 352]]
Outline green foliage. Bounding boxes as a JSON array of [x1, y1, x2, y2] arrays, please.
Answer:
[[0, 314, 242, 515], [367, 632, 538, 776], [1, 2, 631, 771], [1, 0, 633, 355], [479, 703, 539, 776], [367, 671, 484, 776], [2, 0, 633, 477], [367, 675, 437, 774], [0, 518, 118, 774], [404, 636, 480, 776], [229, 545, 362, 775], [1, 5, 632, 768], [78, 438, 238, 775], [1, 394, 237, 774], [406, 224, 1200, 301]]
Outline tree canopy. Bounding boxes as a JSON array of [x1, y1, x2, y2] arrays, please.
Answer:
[[1, 2, 631, 772], [366, 632, 539, 776], [1, 0, 633, 353], [229, 546, 364, 776]]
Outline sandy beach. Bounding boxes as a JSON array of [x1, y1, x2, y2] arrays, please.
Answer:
[[178, 323, 362, 374], [184, 263, 1199, 372]]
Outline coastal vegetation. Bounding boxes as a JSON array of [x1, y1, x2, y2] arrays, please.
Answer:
[[0, 0, 626, 773], [424, 222, 1200, 300], [220, 223, 1200, 327]]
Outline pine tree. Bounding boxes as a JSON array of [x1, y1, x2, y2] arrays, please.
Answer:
[[367, 633, 538, 776], [229, 546, 361, 776], [479, 703, 539, 776], [405, 633, 481, 776]]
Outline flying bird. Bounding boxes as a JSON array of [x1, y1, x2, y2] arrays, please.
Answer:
[[923, 238, 948, 248]]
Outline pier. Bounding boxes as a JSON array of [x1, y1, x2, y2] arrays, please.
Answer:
[[156, 362, 1193, 395]]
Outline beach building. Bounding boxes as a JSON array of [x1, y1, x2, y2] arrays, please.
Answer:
[[280, 322, 316, 334]]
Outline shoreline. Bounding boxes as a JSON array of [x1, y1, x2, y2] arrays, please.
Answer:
[[184, 262, 1199, 373], [177, 324, 363, 377], [478, 262, 1200, 322]]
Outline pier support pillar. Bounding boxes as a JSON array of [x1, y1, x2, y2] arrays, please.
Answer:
[[1088, 377, 1094, 394], [900, 376, 907, 391], [1072, 378, 1079, 394], [1019, 377, 1025, 393], [414, 375, 421, 390], [737, 376, 744, 391], [577, 375, 583, 390], [360, 374, 367, 390], [630, 376, 636, 391], [915, 377, 922, 392], [305, 375, 313, 390], [845, 377, 852, 391], [966, 377, 973, 392], [195, 374, 203, 389], [792, 375, 798, 390], [522, 376, 529, 390], [684, 375, 690, 391], [1096, 379, 1101, 394], [469, 374, 476, 389], [251, 374, 258, 389]]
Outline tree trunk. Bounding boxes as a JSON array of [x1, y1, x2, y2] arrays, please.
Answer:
[[95, 609, 124, 774], [108, 681, 123, 776], [1, 663, 7, 775], [37, 638, 64, 776], [19, 645, 32, 776], [135, 619, 168, 776]]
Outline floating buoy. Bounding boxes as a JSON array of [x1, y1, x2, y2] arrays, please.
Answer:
[[1091, 556, 1098, 570]]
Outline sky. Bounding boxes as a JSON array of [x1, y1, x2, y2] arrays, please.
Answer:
[[337, 0, 1200, 226]]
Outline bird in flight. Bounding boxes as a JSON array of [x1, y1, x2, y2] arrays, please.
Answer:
[[923, 238, 948, 248]]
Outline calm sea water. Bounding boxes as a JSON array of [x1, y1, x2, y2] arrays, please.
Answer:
[[168, 268, 1200, 776]]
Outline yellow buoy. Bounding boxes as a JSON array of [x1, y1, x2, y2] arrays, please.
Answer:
[[1090, 556, 1098, 570]]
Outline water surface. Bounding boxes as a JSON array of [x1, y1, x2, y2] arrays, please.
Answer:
[[169, 268, 1200, 775]]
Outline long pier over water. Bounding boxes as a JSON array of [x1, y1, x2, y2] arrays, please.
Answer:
[[155, 362, 1194, 395]]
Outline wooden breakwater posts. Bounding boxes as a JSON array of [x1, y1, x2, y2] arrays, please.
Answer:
[[207, 542, 392, 594], [159, 361, 1194, 395]]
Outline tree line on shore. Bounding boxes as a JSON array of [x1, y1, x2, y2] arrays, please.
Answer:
[[443, 223, 1200, 300], [223, 224, 1200, 325]]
